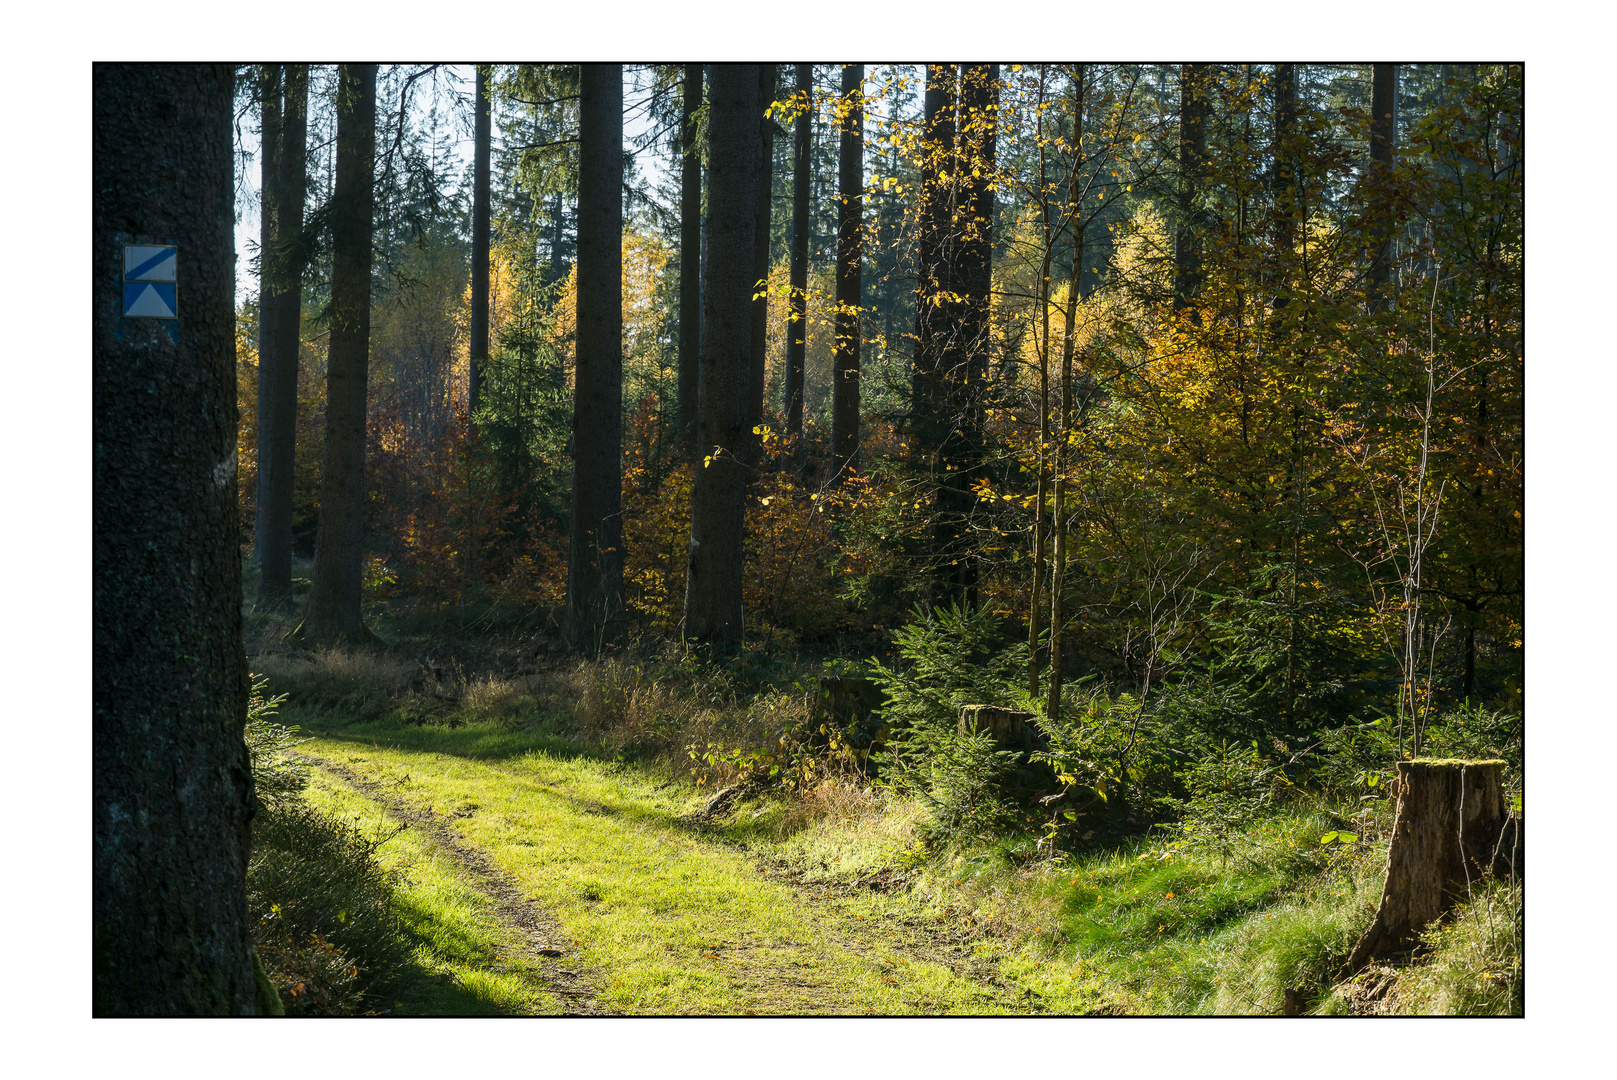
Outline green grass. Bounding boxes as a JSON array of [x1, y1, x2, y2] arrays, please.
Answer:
[[301, 771, 566, 1015], [267, 694, 1516, 1016], [296, 720, 1026, 1014]]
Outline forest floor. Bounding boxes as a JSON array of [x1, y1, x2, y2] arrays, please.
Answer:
[[292, 722, 1038, 1015], [249, 612, 1520, 1017]]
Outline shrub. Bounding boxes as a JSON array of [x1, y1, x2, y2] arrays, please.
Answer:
[[248, 800, 414, 1015], [870, 603, 1029, 843], [244, 674, 309, 808], [243, 671, 413, 1015]]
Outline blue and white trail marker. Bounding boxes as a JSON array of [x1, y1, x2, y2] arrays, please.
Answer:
[[123, 244, 178, 320]]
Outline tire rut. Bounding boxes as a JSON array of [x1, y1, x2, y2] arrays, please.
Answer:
[[297, 751, 615, 1016]]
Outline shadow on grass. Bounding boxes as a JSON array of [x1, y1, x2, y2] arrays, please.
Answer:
[[286, 706, 601, 765]]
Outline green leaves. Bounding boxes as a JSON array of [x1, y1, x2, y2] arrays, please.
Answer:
[[1318, 831, 1357, 846]]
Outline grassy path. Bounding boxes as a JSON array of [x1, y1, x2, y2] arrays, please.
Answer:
[[298, 731, 1030, 1015]]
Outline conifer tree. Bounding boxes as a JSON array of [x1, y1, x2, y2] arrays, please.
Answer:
[[564, 63, 625, 653], [785, 63, 812, 451], [678, 63, 703, 455], [831, 63, 864, 479], [470, 63, 491, 414], [94, 61, 260, 1015], [684, 64, 761, 645], [303, 63, 378, 645]]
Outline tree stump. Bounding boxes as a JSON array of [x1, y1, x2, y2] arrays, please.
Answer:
[[958, 705, 1041, 754], [1346, 759, 1516, 971]]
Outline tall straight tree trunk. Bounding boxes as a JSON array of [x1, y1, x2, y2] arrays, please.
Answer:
[[785, 63, 812, 454], [1368, 62, 1398, 310], [565, 63, 625, 654], [1046, 66, 1086, 722], [678, 63, 703, 456], [94, 62, 261, 1015], [303, 63, 377, 645], [1271, 62, 1298, 313], [748, 64, 776, 469], [911, 63, 957, 465], [684, 64, 761, 646], [470, 64, 491, 415], [831, 63, 864, 479], [1174, 62, 1210, 316], [943, 62, 997, 607], [257, 64, 308, 610], [256, 65, 282, 467]]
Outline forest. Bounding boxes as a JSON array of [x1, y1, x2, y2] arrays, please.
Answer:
[[93, 61, 1522, 1020]]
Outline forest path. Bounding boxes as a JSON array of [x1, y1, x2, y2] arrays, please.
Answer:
[[298, 734, 1031, 1015]]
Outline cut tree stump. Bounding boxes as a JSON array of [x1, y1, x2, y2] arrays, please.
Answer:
[[1345, 758, 1518, 971], [958, 705, 1041, 754]]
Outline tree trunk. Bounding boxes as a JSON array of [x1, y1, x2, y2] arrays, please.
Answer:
[[1047, 70, 1085, 723], [93, 61, 260, 1015], [785, 63, 812, 454], [1367, 62, 1398, 310], [1174, 63, 1210, 316], [470, 63, 491, 416], [748, 64, 776, 470], [565, 63, 625, 654], [256, 64, 308, 609], [1346, 759, 1517, 971], [911, 62, 957, 470], [253, 65, 281, 574], [1270, 62, 1297, 313], [303, 63, 377, 646], [678, 63, 703, 456], [684, 64, 761, 646], [945, 62, 997, 607], [830, 63, 864, 480]]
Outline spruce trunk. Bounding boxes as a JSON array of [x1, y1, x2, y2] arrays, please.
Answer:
[[678, 64, 703, 456], [831, 63, 864, 480], [257, 64, 308, 608], [785, 63, 812, 454], [253, 65, 282, 576], [470, 64, 491, 416], [1368, 63, 1398, 310], [748, 64, 776, 470], [303, 63, 377, 646], [565, 63, 626, 654], [93, 62, 260, 1015], [1346, 759, 1517, 970], [684, 64, 761, 646]]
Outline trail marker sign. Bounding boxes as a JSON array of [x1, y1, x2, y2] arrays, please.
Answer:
[[123, 244, 178, 320]]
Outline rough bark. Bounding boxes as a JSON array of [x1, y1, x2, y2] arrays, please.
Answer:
[[257, 63, 308, 609], [684, 64, 761, 646], [785, 63, 812, 453], [941, 62, 997, 606], [830, 63, 864, 480], [93, 61, 259, 1015], [470, 63, 491, 416], [1346, 759, 1517, 971], [254, 65, 282, 572], [1368, 62, 1398, 310], [678, 63, 703, 456], [564, 63, 625, 654], [748, 64, 776, 469], [1270, 62, 1298, 313], [911, 63, 957, 458], [1174, 62, 1210, 315], [303, 63, 377, 645]]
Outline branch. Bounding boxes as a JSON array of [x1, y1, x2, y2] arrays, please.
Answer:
[[514, 137, 580, 152]]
